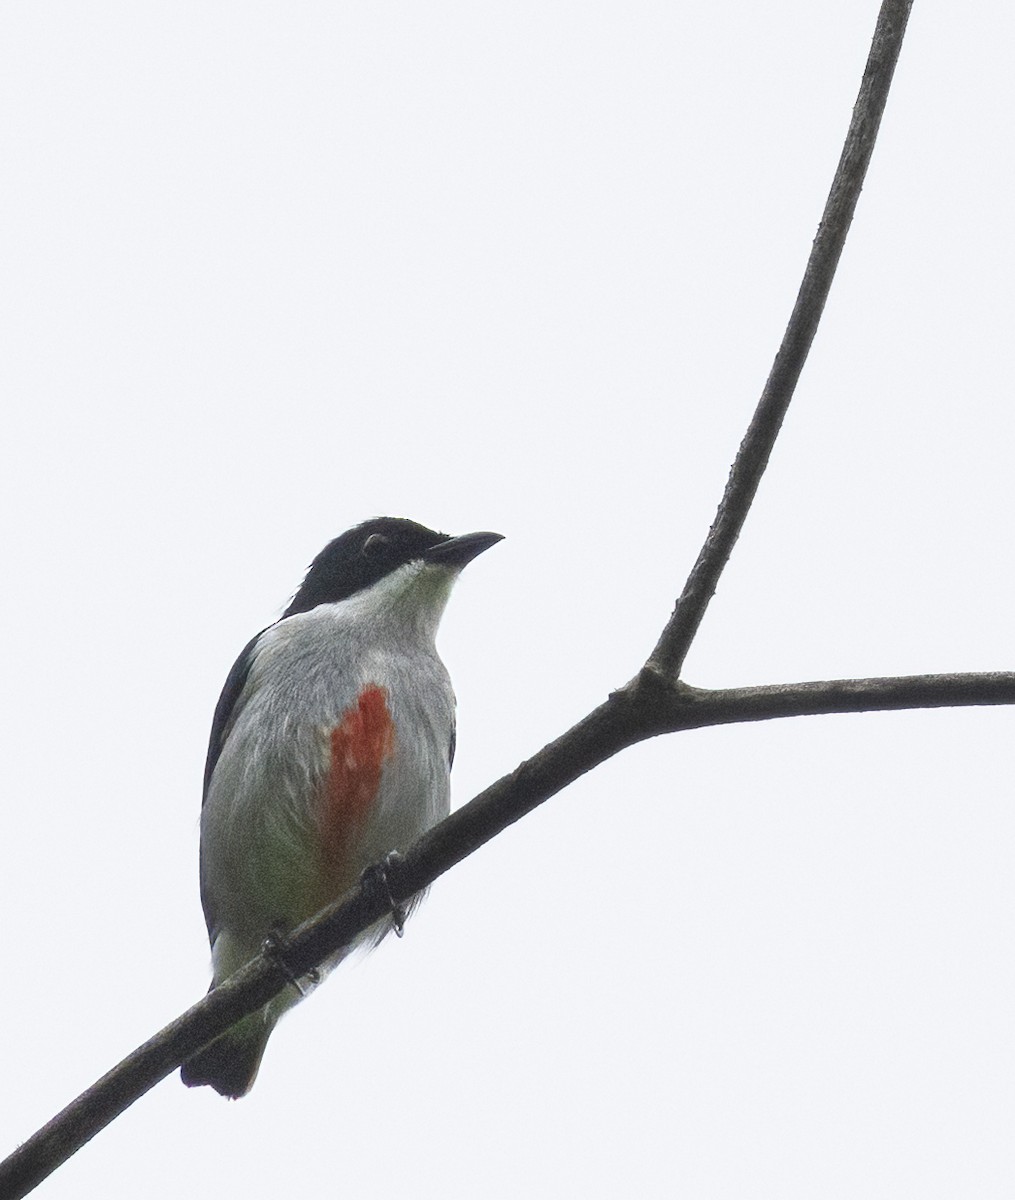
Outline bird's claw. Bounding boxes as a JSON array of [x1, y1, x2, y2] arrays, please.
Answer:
[[261, 930, 317, 996], [361, 851, 408, 938]]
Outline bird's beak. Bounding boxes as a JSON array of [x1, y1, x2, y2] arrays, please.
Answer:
[[424, 531, 504, 568]]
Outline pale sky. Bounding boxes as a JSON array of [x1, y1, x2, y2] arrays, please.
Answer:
[[2, 3, 1014, 1197]]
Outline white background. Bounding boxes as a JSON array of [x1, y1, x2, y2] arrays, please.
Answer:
[[2, 2, 1013, 1197]]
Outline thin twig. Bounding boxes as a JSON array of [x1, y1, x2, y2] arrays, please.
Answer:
[[648, 0, 915, 681], [0, 3, 934, 1196]]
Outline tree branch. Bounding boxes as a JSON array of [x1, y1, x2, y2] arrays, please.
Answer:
[[5, 666, 1013, 1198], [0, 2, 944, 1196], [648, 0, 915, 680]]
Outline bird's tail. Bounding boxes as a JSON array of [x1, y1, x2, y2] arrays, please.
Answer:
[[181, 1011, 276, 1099]]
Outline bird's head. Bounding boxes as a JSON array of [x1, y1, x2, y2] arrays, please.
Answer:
[[284, 518, 503, 626]]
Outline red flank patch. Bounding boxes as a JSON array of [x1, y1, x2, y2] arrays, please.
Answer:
[[320, 685, 395, 871]]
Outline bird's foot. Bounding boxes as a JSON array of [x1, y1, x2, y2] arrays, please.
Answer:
[[361, 851, 408, 938], [261, 929, 318, 995]]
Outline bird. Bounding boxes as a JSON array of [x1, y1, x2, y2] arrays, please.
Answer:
[[180, 517, 502, 1097]]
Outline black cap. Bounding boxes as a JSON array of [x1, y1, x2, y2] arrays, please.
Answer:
[[284, 518, 503, 617]]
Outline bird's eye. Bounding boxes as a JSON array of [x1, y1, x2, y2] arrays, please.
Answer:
[[362, 533, 390, 558]]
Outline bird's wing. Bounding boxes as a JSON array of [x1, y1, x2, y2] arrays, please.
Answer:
[[201, 630, 265, 803], [198, 629, 266, 942]]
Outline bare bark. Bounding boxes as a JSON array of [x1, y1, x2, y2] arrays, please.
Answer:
[[9, 3, 998, 1198], [4, 663, 1012, 1199]]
